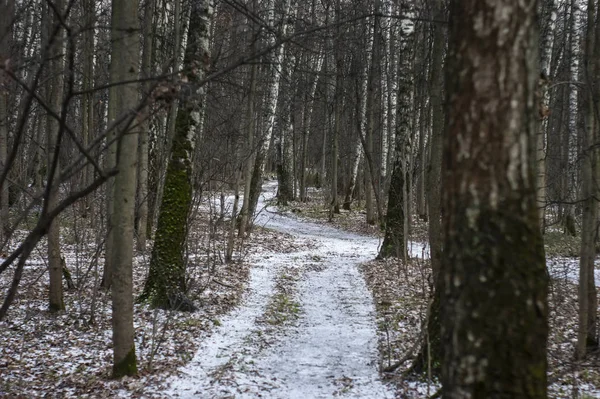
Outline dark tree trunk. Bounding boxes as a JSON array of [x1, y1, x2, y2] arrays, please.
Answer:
[[378, 159, 404, 259], [441, 0, 548, 397]]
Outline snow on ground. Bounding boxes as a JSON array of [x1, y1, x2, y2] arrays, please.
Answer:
[[167, 182, 400, 398], [0, 202, 303, 398], [547, 256, 600, 287]]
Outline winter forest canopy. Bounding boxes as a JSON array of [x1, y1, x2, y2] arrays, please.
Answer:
[[0, 0, 599, 397]]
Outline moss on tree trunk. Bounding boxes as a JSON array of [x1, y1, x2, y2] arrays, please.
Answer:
[[140, 0, 212, 311], [140, 111, 194, 310], [112, 347, 137, 379]]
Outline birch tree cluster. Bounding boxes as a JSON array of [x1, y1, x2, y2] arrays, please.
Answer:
[[0, 0, 599, 395]]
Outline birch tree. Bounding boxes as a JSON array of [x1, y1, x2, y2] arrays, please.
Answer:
[[441, 0, 548, 396], [246, 0, 292, 231], [378, 7, 415, 259], [141, 0, 213, 310]]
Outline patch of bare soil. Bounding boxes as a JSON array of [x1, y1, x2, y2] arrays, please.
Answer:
[[0, 205, 303, 398]]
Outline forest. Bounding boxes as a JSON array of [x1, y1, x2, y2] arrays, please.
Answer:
[[0, 0, 598, 397]]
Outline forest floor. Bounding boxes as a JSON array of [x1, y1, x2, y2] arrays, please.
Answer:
[[0, 189, 307, 398], [2, 182, 600, 398]]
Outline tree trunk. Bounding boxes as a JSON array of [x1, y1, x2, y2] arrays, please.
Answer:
[[110, 0, 141, 378], [276, 50, 298, 206], [81, 0, 95, 221], [136, 0, 156, 252], [329, 0, 342, 219], [141, 0, 213, 311], [245, 0, 292, 230], [378, 8, 414, 259], [0, 0, 12, 245], [441, 1, 548, 397], [238, 53, 257, 238], [46, 0, 65, 313], [150, 0, 184, 239], [299, 53, 324, 202], [365, 13, 376, 225], [413, 0, 446, 374], [577, 0, 599, 359], [536, 0, 556, 230]]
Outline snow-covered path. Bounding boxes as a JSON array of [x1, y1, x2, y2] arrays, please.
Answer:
[[167, 182, 421, 398]]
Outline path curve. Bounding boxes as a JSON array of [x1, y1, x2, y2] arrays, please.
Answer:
[[168, 182, 423, 398]]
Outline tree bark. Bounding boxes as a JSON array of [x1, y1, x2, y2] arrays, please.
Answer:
[[136, 0, 156, 252], [441, 1, 548, 397], [412, 0, 446, 374], [330, 0, 342, 219], [536, 0, 556, 230], [0, 0, 13, 246], [577, 0, 599, 359], [238, 46, 258, 238], [81, 0, 95, 222], [46, 0, 65, 313], [378, 8, 414, 260], [110, 0, 141, 378], [246, 0, 292, 230], [141, 0, 213, 311]]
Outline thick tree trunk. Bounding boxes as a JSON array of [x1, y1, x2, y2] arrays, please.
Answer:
[[441, 1, 548, 397], [150, 0, 184, 240], [343, 137, 362, 210], [110, 0, 141, 378], [103, 59, 119, 288], [299, 53, 324, 202], [378, 159, 405, 259], [536, 0, 556, 230], [276, 46, 297, 205], [560, 0, 579, 233], [141, 0, 213, 311], [364, 14, 376, 225]]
